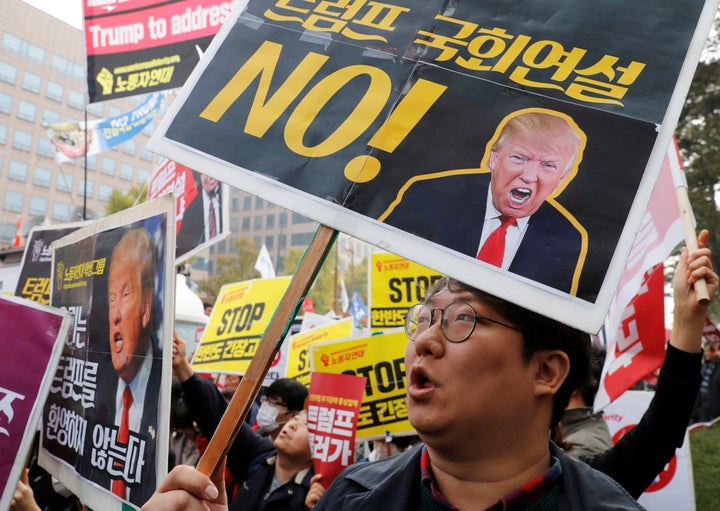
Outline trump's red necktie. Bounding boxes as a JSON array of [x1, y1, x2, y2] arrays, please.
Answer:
[[111, 386, 133, 498], [477, 216, 516, 267]]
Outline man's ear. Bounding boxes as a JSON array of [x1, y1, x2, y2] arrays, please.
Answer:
[[487, 148, 498, 171], [533, 350, 570, 397], [141, 294, 152, 329]]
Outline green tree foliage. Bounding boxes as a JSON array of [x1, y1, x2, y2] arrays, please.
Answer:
[[105, 183, 147, 215], [200, 237, 262, 298], [675, 21, 720, 317]]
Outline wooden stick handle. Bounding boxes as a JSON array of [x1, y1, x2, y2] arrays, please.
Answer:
[[196, 225, 338, 476], [676, 186, 710, 304]]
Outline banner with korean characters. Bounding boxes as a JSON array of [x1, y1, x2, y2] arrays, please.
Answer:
[[307, 372, 367, 489], [147, 159, 230, 263], [39, 196, 175, 511], [370, 253, 443, 333], [310, 330, 412, 439], [14, 223, 88, 305], [285, 318, 354, 386], [192, 276, 292, 381], [84, 0, 242, 103], [0, 296, 71, 511], [150, 0, 719, 333]]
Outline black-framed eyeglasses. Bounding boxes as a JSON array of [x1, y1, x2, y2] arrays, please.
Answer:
[[404, 301, 522, 343]]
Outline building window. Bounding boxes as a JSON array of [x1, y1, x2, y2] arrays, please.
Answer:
[[140, 146, 154, 161], [266, 214, 275, 228], [56, 173, 73, 192], [17, 101, 37, 122], [138, 168, 151, 182], [0, 222, 16, 242], [242, 217, 250, 230], [291, 232, 315, 246], [122, 139, 136, 155], [2, 33, 45, 64], [0, 62, 18, 84], [8, 160, 28, 182], [253, 216, 263, 230], [52, 201, 70, 221], [101, 158, 116, 176], [12, 130, 33, 151], [51, 54, 83, 81], [292, 212, 313, 224], [46, 81, 64, 102], [79, 178, 94, 198], [33, 166, 52, 187], [230, 217, 239, 231], [279, 234, 287, 249], [22, 72, 41, 93], [29, 196, 48, 215], [0, 93, 11, 114], [4, 191, 24, 212], [86, 155, 97, 171], [0, 125, 7, 144], [37, 137, 55, 158], [218, 240, 227, 254], [2, 33, 22, 53], [120, 163, 134, 181], [87, 103, 104, 117], [42, 108, 60, 124], [265, 236, 274, 250], [232, 198, 241, 212], [243, 196, 253, 210], [255, 197, 264, 209], [98, 184, 113, 201], [68, 90, 85, 109]]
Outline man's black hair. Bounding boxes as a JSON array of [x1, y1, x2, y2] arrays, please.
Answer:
[[266, 377, 308, 411]]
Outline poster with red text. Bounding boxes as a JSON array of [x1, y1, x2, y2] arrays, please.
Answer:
[[307, 372, 367, 489]]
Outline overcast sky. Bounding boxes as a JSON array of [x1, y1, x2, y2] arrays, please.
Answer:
[[22, 0, 83, 29]]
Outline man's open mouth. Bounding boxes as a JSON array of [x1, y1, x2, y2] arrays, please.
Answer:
[[510, 187, 532, 205]]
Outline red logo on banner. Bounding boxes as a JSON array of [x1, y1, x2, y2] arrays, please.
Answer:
[[602, 264, 666, 403]]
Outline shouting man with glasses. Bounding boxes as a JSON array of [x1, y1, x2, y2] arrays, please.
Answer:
[[146, 237, 716, 510]]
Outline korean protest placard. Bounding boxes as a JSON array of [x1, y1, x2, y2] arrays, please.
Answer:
[[370, 253, 442, 333], [0, 296, 71, 511], [39, 196, 175, 510], [14, 223, 87, 305], [84, 0, 241, 102], [150, 0, 719, 333], [192, 276, 292, 376], [286, 318, 354, 386], [310, 330, 411, 439], [307, 372, 367, 489], [147, 160, 230, 263]]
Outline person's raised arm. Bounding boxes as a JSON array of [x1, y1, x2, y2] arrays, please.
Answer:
[[172, 331, 195, 383], [670, 229, 718, 353]]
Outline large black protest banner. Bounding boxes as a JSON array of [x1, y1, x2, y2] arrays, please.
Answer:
[[150, 0, 718, 332]]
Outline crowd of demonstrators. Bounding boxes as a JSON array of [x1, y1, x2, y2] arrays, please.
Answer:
[[142, 233, 716, 511], [691, 334, 720, 424], [169, 334, 314, 510]]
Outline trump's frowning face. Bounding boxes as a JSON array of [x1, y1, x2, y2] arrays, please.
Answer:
[[488, 131, 575, 219]]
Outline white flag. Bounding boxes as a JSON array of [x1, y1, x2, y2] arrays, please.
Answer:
[[340, 276, 349, 313], [254, 244, 276, 279]]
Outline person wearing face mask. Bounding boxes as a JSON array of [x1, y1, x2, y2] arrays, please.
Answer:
[[171, 333, 309, 502]]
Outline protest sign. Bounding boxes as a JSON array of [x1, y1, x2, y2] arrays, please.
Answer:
[[0, 296, 71, 511], [192, 276, 292, 376], [147, 160, 230, 262], [14, 223, 87, 305], [39, 196, 175, 510], [310, 330, 412, 439], [370, 253, 442, 332], [307, 371, 366, 489], [286, 318, 354, 386], [84, 0, 242, 102], [46, 93, 162, 162], [604, 391, 695, 510], [150, 0, 718, 333]]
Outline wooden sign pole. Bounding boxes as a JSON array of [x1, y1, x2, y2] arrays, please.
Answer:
[[196, 224, 338, 476], [676, 185, 710, 304]]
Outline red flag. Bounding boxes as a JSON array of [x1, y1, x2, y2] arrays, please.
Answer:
[[302, 296, 315, 314], [12, 216, 22, 247], [595, 138, 686, 410]]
